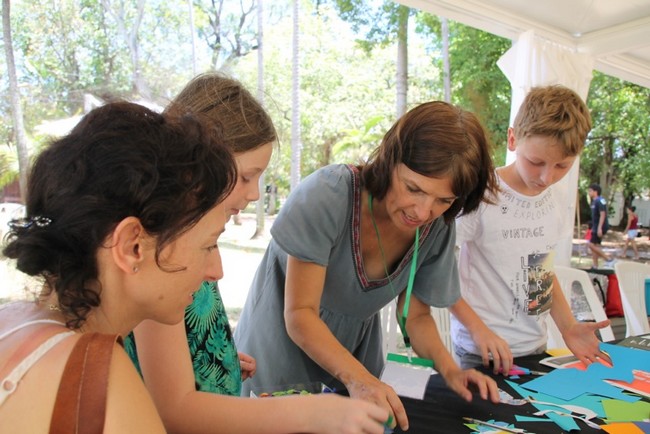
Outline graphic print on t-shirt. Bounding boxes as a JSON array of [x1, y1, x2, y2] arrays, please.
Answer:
[[523, 251, 555, 316]]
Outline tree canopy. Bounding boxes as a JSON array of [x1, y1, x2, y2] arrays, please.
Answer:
[[2, 0, 650, 210]]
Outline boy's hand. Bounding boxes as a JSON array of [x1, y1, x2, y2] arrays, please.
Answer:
[[472, 327, 513, 376], [443, 367, 501, 404], [564, 320, 612, 366]]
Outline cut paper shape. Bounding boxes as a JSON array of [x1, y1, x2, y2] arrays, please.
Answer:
[[601, 422, 645, 434], [499, 388, 527, 406], [521, 342, 650, 401], [514, 415, 555, 423], [506, 380, 592, 431], [464, 418, 526, 433], [506, 380, 606, 417], [601, 399, 650, 423], [527, 397, 598, 420], [606, 369, 650, 399], [545, 347, 572, 357], [534, 409, 601, 430], [521, 365, 638, 401]]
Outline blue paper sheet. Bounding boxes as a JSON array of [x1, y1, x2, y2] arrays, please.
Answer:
[[521, 343, 649, 401]]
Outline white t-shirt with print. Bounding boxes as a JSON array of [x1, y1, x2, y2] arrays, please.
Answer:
[[451, 175, 566, 357]]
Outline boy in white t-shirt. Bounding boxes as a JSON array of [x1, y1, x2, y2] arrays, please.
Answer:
[[450, 85, 612, 375]]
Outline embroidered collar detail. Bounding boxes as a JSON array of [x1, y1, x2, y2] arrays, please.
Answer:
[[346, 164, 432, 289]]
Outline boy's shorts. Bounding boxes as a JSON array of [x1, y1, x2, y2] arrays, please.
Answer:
[[590, 231, 603, 244]]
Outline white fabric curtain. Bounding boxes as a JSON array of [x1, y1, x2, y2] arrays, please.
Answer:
[[497, 30, 595, 266]]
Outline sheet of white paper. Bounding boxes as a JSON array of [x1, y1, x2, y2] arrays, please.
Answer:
[[380, 360, 435, 400]]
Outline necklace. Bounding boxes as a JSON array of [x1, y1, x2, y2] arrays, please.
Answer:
[[368, 193, 419, 351]]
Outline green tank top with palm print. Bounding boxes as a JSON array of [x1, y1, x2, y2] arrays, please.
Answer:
[[124, 281, 242, 396]]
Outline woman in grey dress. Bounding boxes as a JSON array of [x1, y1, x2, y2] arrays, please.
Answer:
[[234, 101, 501, 431]]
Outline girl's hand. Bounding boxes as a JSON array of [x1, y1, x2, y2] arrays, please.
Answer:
[[238, 351, 257, 380], [311, 394, 393, 434]]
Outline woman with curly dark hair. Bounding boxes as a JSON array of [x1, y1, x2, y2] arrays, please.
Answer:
[[0, 101, 236, 432]]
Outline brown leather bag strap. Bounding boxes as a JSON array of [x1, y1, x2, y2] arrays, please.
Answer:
[[49, 332, 121, 434]]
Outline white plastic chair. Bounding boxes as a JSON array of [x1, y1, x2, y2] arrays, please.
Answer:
[[379, 300, 453, 356], [613, 261, 650, 337], [379, 299, 400, 357], [547, 265, 616, 348]]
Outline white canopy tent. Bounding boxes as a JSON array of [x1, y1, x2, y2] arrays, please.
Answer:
[[398, 0, 650, 265]]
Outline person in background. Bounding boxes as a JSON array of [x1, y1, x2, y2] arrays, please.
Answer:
[[587, 183, 613, 268], [0, 102, 237, 432], [234, 100, 503, 432], [622, 205, 640, 260], [450, 85, 611, 375], [125, 72, 389, 434]]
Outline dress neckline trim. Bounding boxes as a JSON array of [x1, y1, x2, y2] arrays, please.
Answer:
[[347, 164, 432, 289]]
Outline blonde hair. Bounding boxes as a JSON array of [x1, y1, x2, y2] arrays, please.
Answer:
[[513, 85, 592, 157], [166, 72, 276, 153]]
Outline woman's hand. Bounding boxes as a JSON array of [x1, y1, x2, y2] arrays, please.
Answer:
[[238, 352, 257, 380], [311, 393, 396, 433], [345, 372, 408, 432]]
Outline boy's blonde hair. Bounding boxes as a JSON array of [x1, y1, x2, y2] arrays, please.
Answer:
[[513, 85, 592, 157]]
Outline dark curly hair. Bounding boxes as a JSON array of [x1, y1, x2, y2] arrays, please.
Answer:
[[2, 102, 236, 328], [361, 101, 498, 224]]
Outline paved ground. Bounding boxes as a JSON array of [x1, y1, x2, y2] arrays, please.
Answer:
[[217, 213, 271, 310]]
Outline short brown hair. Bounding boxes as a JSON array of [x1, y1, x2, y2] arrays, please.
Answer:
[[360, 101, 498, 223], [513, 85, 591, 157], [166, 72, 277, 153]]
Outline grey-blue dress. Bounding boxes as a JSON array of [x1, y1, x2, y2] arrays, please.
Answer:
[[233, 164, 460, 396]]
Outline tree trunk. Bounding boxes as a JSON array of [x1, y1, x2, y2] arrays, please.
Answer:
[[395, 6, 408, 118], [253, 0, 266, 239], [290, 0, 301, 190], [441, 17, 451, 103], [188, 0, 197, 76], [3, 0, 29, 202], [101, 0, 149, 98]]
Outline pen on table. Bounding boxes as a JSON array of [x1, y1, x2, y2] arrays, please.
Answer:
[[529, 370, 547, 375], [462, 417, 527, 433]]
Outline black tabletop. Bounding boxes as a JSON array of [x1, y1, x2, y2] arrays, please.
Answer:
[[394, 354, 614, 434]]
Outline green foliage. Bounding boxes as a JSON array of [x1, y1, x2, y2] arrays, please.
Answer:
[[0, 148, 17, 188], [416, 15, 511, 166], [331, 115, 385, 164], [4, 0, 650, 207], [328, 0, 413, 50], [583, 72, 650, 203]]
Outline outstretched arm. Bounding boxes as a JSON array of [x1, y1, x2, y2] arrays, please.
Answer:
[[401, 294, 500, 404], [284, 255, 408, 431], [549, 275, 611, 366], [133, 319, 388, 434]]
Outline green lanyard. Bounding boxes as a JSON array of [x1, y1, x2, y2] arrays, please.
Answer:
[[368, 193, 419, 351]]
